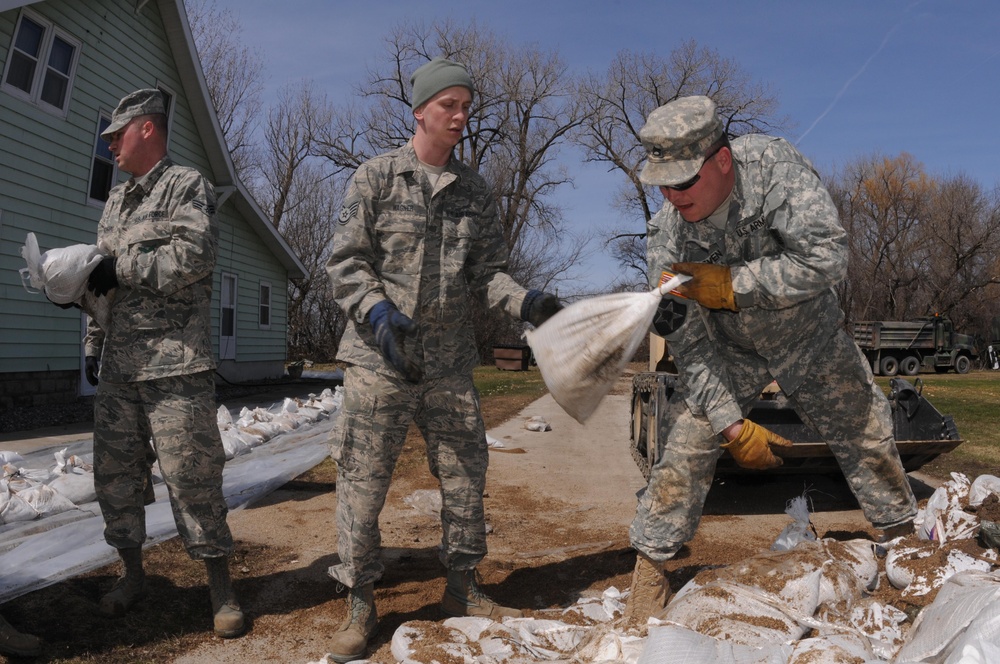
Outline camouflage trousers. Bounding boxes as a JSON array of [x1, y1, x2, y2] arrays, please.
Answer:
[[630, 328, 917, 562], [93, 371, 233, 559], [328, 366, 490, 588]]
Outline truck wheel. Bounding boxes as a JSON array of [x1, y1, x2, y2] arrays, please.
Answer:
[[880, 356, 899, 377], [900, 356, 920, 376], [955, 355, 971, 374]]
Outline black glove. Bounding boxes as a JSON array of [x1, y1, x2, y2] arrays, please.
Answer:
[[85, 356, 100, 386], [369, 300, 423, 383], [47, 294, 80, 310], [520, 290, 563, 328], [87, 256, 119, 297]]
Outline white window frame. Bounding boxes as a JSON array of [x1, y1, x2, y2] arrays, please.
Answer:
[[219, 272, 237, 360], [1, 8, 81, 118], [154, 80, 177, 141], [87, 111, 119, 207], [258, 281, 272, 330]]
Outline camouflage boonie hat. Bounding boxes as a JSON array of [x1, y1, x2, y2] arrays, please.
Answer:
[[101, 89, 165, 139], [639, 96, 725, 186]]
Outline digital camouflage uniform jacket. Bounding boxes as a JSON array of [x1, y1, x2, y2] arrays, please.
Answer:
[[327, 140, 529, 379], [84, 157, 218, 383], [647, 134, 849, 433]]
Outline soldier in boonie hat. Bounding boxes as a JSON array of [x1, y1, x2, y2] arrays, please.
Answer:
[[638, 96, 724, 187], [101, 89, 166, 140]]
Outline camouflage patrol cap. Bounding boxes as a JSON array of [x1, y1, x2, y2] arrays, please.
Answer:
[[639, 96, 725, 186], [101, 89, 166, 139]]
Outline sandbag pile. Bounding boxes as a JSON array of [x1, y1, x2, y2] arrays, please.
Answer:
[[370, 476, 1000, 664]]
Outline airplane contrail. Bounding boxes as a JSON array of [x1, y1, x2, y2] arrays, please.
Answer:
[[797, 3, 921, 145]]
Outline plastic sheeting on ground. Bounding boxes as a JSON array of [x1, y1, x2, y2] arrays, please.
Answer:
[[0, 388, 342, 603]]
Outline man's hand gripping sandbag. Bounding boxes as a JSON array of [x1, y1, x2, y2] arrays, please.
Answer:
[[672, 262, 737, 311], [721, 419, 794, 470], [369, 300, 423, 383]]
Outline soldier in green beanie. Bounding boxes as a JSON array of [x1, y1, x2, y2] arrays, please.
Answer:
[[325, 58, 562, 662]]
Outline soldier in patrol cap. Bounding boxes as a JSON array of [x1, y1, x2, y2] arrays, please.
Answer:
[[623, 95, 918, 624], [324, 57, 562, 662], [81, 88, 245, 638]]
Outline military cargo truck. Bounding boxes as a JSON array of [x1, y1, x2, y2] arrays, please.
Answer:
[[630, 334, 962, 478], [852, 314, 978, 376]]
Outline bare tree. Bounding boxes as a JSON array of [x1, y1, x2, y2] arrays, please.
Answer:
[[830, 153, 933, 321], [920, 174, 1000, 336], [828, 153, 1000, 342], [314, 20, 586, 289], [184, 0, 265, 176], [312, 20, 590, 357], [251, 83, 346, 362], [573, 42, 790, 288]]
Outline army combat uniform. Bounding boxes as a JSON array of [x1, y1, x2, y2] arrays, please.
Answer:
[[635, 134, 918, 562], [84, 157, 233, 559], [326, 140, 531, 588]]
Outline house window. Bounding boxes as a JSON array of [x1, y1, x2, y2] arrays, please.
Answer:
[[156, 83, 175, 139], [2, 9, 81, 116], [220, 272, 237, 360], [258, 282, 272, 329], [88, 114, 117, 204]]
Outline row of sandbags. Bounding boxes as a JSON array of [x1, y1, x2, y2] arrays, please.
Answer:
[[0, 389, 341, 526]]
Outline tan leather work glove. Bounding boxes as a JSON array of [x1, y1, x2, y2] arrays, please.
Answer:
[[672, 262, 738, 311], [720, 419, 794, 470]]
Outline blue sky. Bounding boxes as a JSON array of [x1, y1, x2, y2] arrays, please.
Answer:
[[208, 0, 1000, 294]]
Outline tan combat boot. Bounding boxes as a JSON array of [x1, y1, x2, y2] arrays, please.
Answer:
[[441, 568, 523, 619], [99, 546, 146, 617], [329, 583, 377, 663], [205, 557, 246, 638], [623, 553, 671, 627], [0, 612, 42, 658]]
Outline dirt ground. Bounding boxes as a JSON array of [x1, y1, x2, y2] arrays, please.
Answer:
[[2, 367, 994, 663]]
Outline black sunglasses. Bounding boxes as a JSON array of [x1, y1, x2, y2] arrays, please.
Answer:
[[662, 144, 724, 192]]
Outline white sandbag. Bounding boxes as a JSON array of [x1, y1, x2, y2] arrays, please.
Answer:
[[2, 464, 53, 491], [17, 484, 78, 517], [968, 475, 1000, 508], [893, 570, 1000, 663], [217, 405, 234, 428], [0, 480, 38, 523], [846, 597, 908, 659], [526, 274, 690, 423], [918, 473, 979, 542], [662, 539, 872, 647], [19, 232, 103, 304], [885, 540, 996, 596], [240, 421, 285, 440], [294, 406, 323, 423], [47, 470, 96, 505], [220, 429, 254, 459], [0, 451, 25, 465], [639, 623, 793, 663], [788, 632, 877, 664]]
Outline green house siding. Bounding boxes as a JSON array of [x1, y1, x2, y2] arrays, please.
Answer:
[[213, 203, 289, 363], [0, 0, 297, 407]]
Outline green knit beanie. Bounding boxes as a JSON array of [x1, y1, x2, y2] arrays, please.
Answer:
[[410, 57, 475, 111]]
